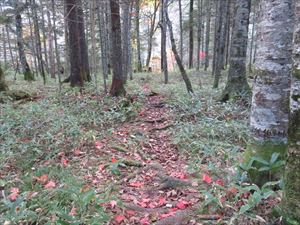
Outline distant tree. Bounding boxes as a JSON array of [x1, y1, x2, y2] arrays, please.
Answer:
[[165, 0, 193, 94], [15, 1, 34, 81], [31, 0, 46, 84], [145, 0, 159, 70], [244, 0, 294, 186], [135, 0, 142, 72], [160, 0, 168, 84], [188, 0, 194, 69], [196, 0, 203, 71], [64, 0, 91, 87], [178, 0, 183, 60], [0, 65, 8, 92], [283, 1, 300, 222], [220, 0, 251, 102], [110, 0, 126, 96], [204, 0, 211, 71]]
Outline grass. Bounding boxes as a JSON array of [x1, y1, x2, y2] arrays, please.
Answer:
[[1, 68, 279, 224]]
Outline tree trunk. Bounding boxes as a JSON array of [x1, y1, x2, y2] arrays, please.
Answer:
[[15, 10, 34, 81], [204, 0, 211, 71], [135, 0, 142, 72], [248, 5, 256, 73], [220, 0, 251, 102], [178, 0, 183, 61], [2, 28, 7, 69], [283, 2, 300, 222], [165, 2, 194, 94], [0, 65, 8, 92], [212, 0, 224, 88], [77, 0, 91, 82], [121, 0, 132, 81], [32, 0, 46, 84], [188, 0, 194, 69], [160, 0, 168, 84], [97, 0, 109, 93], [51, 0, 62, 87], [244, 0, 294, 186], [6, 25, 15, 70], [65, 0, 90, 87], [196, 0, 203, 71], [39, 0, 49, 74], [145, 0, 159, 69], [46, 9, 55, 78], [109, 0, 126, 96]]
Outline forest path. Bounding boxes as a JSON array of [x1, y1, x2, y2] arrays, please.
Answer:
[[98, 85, 203, 225]]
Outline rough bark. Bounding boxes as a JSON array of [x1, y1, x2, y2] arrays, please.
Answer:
[[188, 0, 194, 69], [248, 4, 256, 73], [204, 0, 211, 71], [283, 2, 300, 222], [245, 0, 294, 186], [65, 0, 90, 87], [220, 0, 251, 102], [2, 28, 7, 68], [165, 4, 194, 95], [15, 7, 34, 81], [110, 0, 126, 96]]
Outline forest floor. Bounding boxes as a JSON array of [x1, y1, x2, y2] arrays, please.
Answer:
[[0, 70, 282, 224]]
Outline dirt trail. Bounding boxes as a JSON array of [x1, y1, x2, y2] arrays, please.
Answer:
[[96, 85, 202, 225]]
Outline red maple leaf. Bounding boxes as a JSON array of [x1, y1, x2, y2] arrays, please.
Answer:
[[114, 215, 126, 224], [202, 173, 213, 184]]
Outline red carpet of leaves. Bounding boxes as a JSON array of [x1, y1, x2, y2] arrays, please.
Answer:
[[92, 85, 201, 224]]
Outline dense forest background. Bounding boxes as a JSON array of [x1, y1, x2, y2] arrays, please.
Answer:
[[0, 0, 299, 224]]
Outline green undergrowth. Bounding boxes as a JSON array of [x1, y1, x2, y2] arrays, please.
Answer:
[[0, 72, 144, 223], [0, 70, 281, 224]]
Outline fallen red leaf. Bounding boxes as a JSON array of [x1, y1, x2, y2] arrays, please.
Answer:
[[8, 187, 20, 201], [112, 157, 118, 163], [44, 180, 56, 189], [215, 179, 224, 186], [176, 200, 189, 209], [61, 158, 69, 167], [34, 174, 49, 184], [95, 141, 105, 150], [202, 173, 213, 184], [126, 210, 136, 216], [140, 217, 150, 225], [98, 164, 106, 171], [158, 197, 167, 206], [114, 215, 126, 224], [129, 182, 143, 187]]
